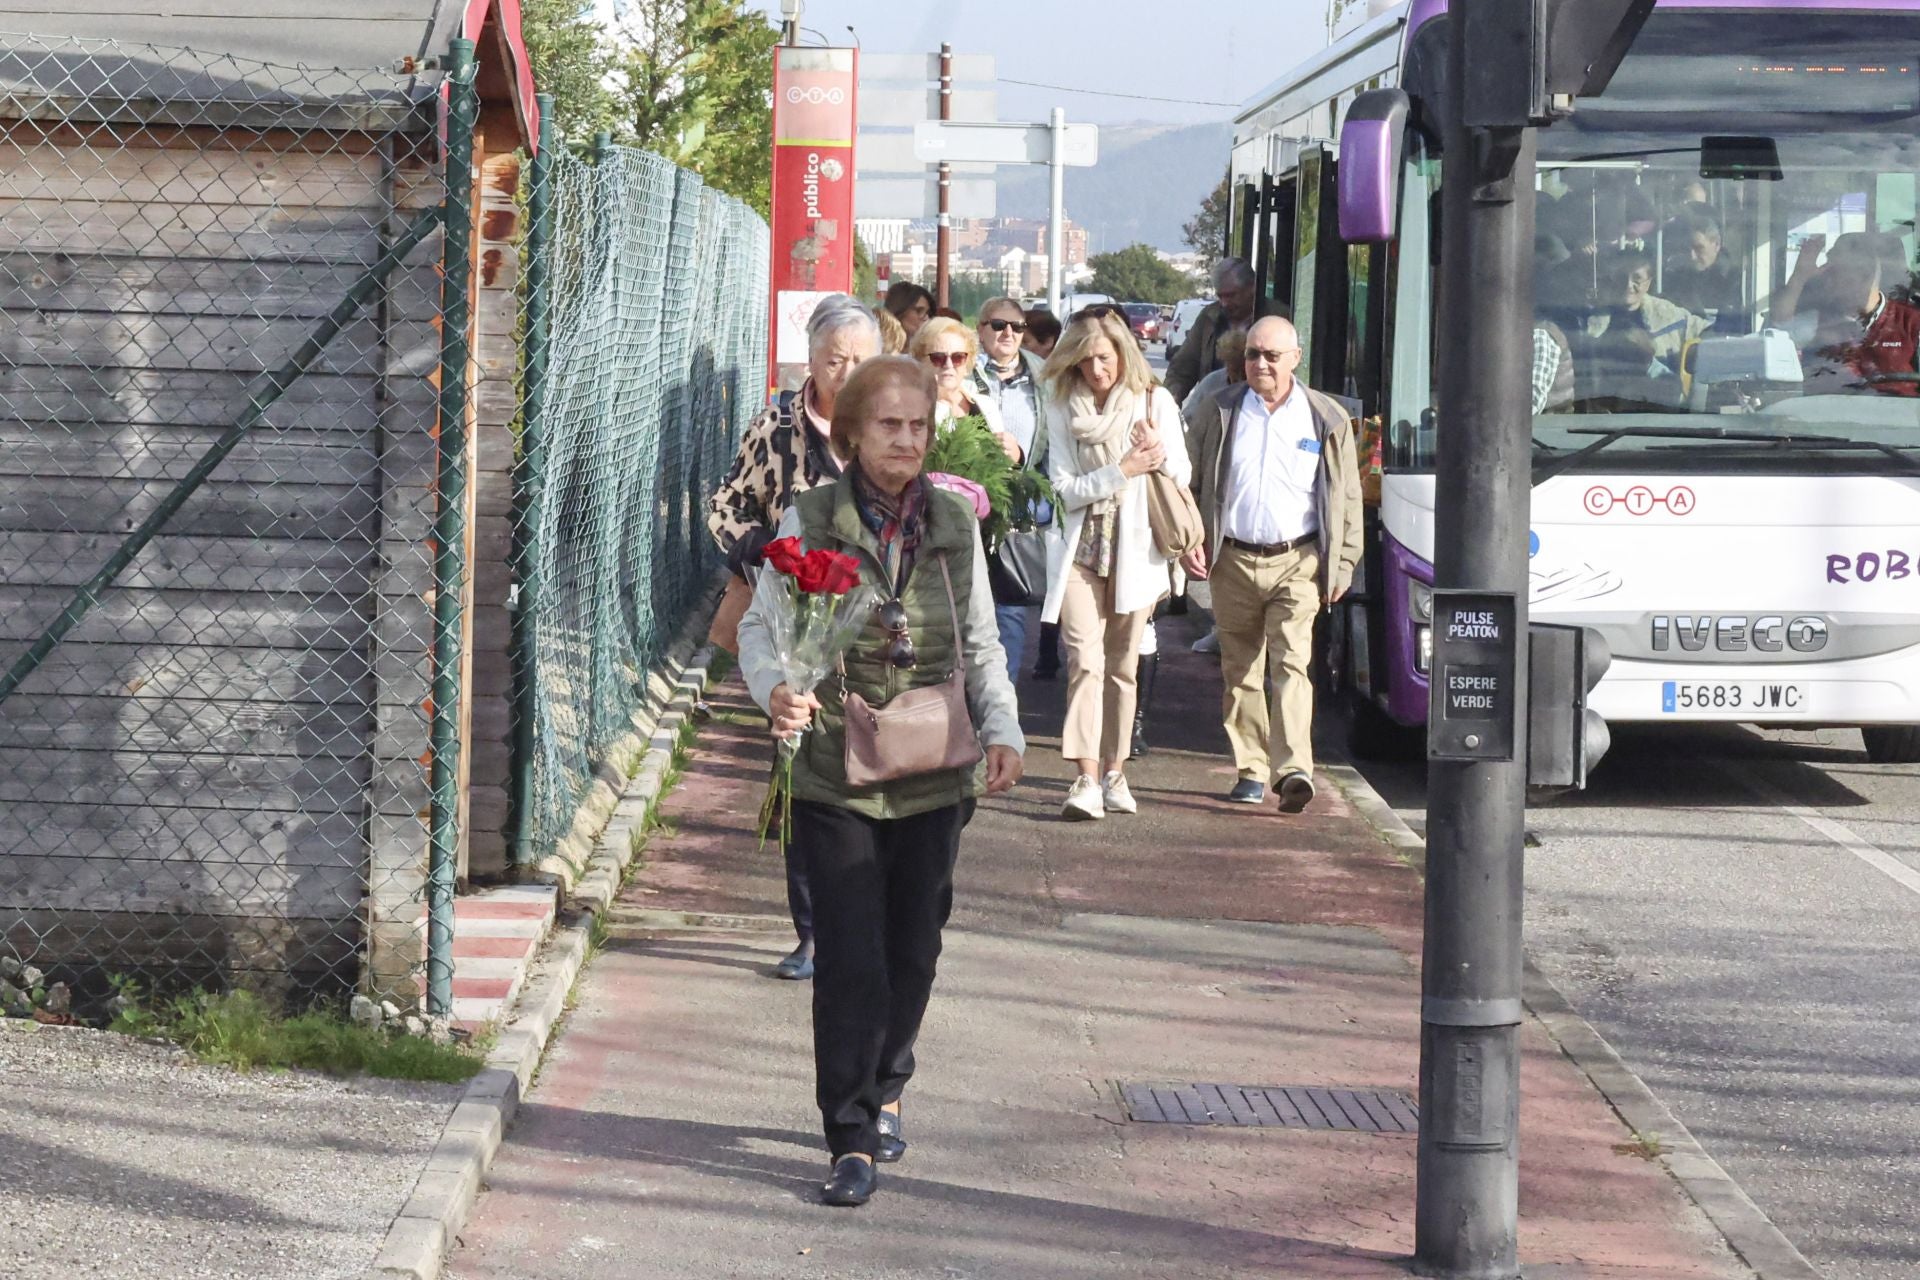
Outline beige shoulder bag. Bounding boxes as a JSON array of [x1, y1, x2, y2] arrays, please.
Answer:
[[841, 554, 984, 788], [1141, 386, 1205, 558]]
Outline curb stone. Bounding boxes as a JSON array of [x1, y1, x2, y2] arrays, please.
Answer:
[[358, 640, 718, 1280], [1319, 753, 1822, 1280]]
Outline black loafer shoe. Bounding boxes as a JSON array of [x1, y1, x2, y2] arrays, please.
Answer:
[[1227, 779, 1267, 805], [773, 942, 814, 981], [821, 1154, 877, 1206], [876, 1110, 907, 1163], [1277, 771, 1316, 814]]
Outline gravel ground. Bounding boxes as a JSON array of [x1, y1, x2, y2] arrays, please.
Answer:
[[0, 1019, 461, 1280]]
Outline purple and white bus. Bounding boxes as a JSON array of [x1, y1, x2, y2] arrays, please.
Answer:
[[1230, 0, 1920, 763]]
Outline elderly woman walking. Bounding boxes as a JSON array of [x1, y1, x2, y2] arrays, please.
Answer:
[[738, 355, 1025, 1207], [707, 296, 880, 981], [910, 316, 1005, 437], [1041, 308, 1192, 821]]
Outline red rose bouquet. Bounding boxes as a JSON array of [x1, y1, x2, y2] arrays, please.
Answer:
[[752, 536, 876, 845]]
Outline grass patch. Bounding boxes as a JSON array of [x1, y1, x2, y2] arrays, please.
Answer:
[[1613, 1129, 1667, 1161], [114, 989, 486, 1083], [706, 649, 735, 682]]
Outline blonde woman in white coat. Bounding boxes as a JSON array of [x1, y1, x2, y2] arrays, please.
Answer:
[[1039, 308, 1193, 821]]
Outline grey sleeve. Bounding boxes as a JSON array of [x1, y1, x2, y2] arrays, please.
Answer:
[[736, 508, 805, 715], [960, 524, 1026, 753]]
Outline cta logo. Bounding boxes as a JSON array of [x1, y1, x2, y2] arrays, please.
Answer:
[[785, 86, 847, 106], [1584, 485, 1696, 517]]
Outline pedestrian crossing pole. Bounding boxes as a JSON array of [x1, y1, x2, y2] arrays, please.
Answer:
[[1417, 4, 1653, 1276]]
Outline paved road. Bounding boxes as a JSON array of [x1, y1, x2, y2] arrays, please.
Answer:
[[1352, 722, 1920, 1280]]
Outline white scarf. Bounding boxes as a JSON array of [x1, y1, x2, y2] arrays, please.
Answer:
[[1069, 383, 1143, 520]]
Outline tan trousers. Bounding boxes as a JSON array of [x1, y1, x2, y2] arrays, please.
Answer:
[[1058, 563, 1153, 765], [1212, 541, 1323, 783]]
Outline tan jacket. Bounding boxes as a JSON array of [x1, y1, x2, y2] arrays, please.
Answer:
[[1188, 381, 1364, 603]]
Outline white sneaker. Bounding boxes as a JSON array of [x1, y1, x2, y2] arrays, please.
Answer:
[[1191, 629, 1220, 655], [1102, 771, 1138, 815], [1062, 775, 1105, 821]]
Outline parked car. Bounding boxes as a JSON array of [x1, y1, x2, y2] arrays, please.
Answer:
[[1122, 302, 1163, 344], [1165, 297, 1214, 363]]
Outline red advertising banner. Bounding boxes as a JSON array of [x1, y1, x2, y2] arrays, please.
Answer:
[[770, 46, 858, 391]]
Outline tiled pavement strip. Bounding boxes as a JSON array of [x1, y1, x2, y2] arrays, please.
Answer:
[[421, 613, 1797, 1279]]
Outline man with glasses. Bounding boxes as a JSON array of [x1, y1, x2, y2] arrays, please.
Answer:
[[968, 296, 1049, 466], [1183, 317, 1363, 815], [1165, 258, 1288, 403]]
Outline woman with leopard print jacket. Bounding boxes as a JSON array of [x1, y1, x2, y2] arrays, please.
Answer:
[[707, 299, 882, 576], [705, 298, 882, 983]]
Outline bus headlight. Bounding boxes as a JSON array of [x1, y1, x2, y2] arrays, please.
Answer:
[[1416, 625, 1433, 674], [1408, 579, 1434, 622]]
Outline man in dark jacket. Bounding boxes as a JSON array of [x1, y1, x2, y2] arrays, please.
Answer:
[[1165, 258, 1288, 402]]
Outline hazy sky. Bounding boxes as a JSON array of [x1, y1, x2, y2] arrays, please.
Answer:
[[747, 0, 1331, 127]]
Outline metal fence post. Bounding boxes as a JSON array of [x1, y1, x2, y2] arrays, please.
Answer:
[[509, 94, 556, 869], [428, 37, 478, 1018]]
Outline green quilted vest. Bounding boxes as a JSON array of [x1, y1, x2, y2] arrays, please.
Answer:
[[788, 477, 985, 820]]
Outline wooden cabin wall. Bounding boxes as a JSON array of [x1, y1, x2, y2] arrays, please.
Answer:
[[0, 123, 443, 1001]]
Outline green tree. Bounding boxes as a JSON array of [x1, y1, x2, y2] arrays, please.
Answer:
[[516, 0, 779, 217], [1183, 169, 1231, 277], [854, 236, 877, 305], [610, 0, 779, 216], [1088, 244, 1190, 305], [518, 0, 619, 144]]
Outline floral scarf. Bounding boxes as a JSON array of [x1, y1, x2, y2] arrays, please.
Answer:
[[849, 462, 929, 592]]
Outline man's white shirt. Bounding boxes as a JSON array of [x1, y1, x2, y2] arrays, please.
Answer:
[[1221, 383, 1320, 545]]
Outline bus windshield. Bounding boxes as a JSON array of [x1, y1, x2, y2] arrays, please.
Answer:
[[1438, 12, 1920, 471]]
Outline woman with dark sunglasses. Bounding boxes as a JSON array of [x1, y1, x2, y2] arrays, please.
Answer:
[[908, 316, 1005, 438], [736, 356, 1026, 1208]]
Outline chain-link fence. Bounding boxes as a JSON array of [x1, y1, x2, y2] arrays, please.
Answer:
[[0, 34, 770, 1013], [510, 139, 768, 870]]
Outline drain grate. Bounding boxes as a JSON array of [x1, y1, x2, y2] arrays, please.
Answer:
[[1120, 1082, 1417, 1134]]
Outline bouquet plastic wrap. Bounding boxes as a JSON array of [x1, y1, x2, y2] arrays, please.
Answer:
[[751, 536, 877, 845]]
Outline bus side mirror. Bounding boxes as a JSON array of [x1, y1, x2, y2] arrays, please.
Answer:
[[1338, 89, 1410, 244]]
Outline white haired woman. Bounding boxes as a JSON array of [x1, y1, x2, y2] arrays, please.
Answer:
[[1040, 308, 1192, 820], [909, 316, 1005, 437], [707, 295, 880, 981]]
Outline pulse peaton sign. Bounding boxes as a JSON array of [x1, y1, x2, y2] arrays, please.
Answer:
[[1428, 591, 1520, 761]]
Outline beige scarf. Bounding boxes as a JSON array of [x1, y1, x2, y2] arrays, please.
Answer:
[[1068, 383, 1141, 518]]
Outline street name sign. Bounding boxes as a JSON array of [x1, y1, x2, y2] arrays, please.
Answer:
[[912, 120, 1100, 167]]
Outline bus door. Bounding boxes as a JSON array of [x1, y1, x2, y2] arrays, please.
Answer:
[[1294, 144, 1352, 394], [1254, 174, 1298, 313]]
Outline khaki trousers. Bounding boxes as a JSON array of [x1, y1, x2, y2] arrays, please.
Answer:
[[1058, 563, 1153, 765], [1211, 541, 1323, 782]]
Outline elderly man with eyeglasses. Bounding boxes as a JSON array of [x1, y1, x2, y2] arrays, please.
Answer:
[[1182, 316, 1362, 815]]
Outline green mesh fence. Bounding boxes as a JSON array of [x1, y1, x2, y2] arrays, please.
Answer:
[[513, 142, 768, 867]]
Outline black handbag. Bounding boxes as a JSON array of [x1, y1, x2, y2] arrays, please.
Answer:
[[987, 529, 1048, 607]]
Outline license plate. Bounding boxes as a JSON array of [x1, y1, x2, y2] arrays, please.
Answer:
[[1660, 681, 1806, 713]]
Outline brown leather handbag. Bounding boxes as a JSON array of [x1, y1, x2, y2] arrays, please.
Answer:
[[841, 554, 983, 787], [1140, 388, 1205, 557]]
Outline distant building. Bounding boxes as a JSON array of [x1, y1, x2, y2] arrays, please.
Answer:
[[855, 218, 909, 255]]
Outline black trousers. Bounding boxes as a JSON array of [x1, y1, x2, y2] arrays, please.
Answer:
[[784, 837, 813, 945], [791, 797, 974, 1160]]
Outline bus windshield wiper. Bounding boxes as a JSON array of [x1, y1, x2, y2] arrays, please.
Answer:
[[1533, 425, 1920, 482]]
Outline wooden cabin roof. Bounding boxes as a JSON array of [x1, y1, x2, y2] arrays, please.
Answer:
[[0, 0, 539, 146]]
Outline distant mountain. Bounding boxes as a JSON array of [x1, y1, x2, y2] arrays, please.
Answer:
[[992, 122, 1233, 256]]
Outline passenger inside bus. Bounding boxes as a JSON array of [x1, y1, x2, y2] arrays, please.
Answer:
[[1580, 249, 1709, 406], [1661, 207, 1744, 328], [1770, 231, 1920, 397]]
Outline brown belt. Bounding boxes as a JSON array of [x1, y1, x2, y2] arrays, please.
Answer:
[[1224, 533, 1319, 557]]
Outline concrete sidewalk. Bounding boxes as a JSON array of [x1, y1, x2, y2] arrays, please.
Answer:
[[448, 617, 1751, 1279]]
